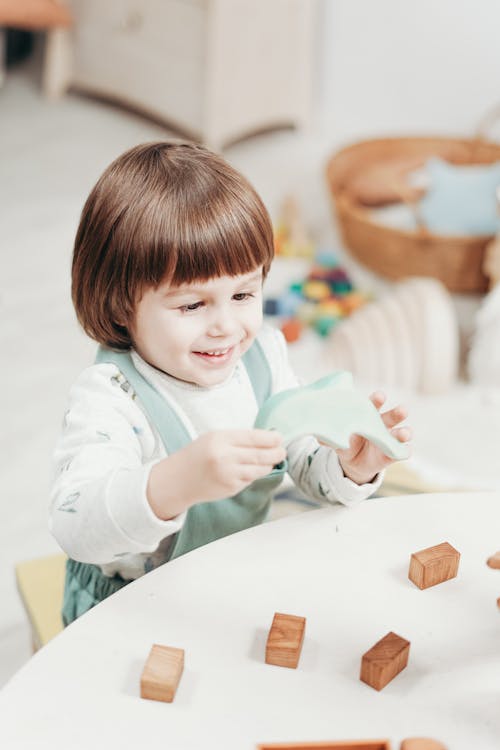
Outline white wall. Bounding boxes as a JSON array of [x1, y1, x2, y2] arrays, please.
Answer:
[[316, 0, 500, 144]]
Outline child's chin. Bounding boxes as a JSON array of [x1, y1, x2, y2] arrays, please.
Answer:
[[195, 369, 231, 387]]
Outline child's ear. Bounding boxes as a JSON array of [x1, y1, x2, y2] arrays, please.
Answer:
[[112, 305, 131, 329], [114, 318, 129, 333]]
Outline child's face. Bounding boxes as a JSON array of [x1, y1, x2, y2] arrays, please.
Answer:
[[131, 267, 264, 387]]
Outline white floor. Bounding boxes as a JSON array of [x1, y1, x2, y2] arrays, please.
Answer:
[[2, 55, 500, 689]]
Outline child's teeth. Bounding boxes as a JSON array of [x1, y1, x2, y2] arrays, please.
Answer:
[[205, 347, 229, 355]]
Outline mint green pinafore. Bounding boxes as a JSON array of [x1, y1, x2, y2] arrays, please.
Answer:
[[62, 341, 286, 625]]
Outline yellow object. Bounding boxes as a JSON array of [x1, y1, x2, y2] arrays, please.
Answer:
[[341, 291, 366, 313], [15, 553, 66, 651], [379, 463, 450, 497], [317, 299, 344, 317], [274, 195, 315, 259], [280, 239, 315, 259], [303, 280, 331, 301]]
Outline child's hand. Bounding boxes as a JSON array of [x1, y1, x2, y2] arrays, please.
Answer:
[[147, 429, 286, 520], [184, 429, 287, 502], [335, 391, 411, 485]]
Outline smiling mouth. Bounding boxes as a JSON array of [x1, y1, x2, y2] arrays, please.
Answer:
[[192, 345, 235, 363]]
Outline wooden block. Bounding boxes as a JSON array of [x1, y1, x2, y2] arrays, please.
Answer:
[[360, 631, 410, 691], [400, 739, 447, 750], [486, 551, 500, 569], [257, 741, 391, 750], [265, 612, 306, 669], [408, 542, 460, 589], [140, 644, 184, 703]]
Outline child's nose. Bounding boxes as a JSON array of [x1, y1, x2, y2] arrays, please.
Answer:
[[206, 305, 238, 336]]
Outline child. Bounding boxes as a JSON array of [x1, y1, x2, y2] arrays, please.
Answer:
[[50, 141, 411, 625]]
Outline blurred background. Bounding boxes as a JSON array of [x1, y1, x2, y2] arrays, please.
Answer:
[[2, 0, 500, 686]]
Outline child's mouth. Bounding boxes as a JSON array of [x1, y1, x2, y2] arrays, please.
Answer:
[[192, 346, 234, 364]]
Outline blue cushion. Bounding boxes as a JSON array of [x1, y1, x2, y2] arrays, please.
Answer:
[[418, 157, 500, 235]]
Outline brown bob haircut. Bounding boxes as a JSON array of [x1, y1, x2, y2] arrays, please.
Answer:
[[72, 141, 274, 350]]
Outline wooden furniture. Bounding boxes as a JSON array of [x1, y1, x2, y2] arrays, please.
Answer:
[[408, 542, 460, 590], [0, 0, 71, 29], [42, 0, 316, 150], [140, 644, 184, 703], [1, 492, 499, 749], [0, 0, 71, 89], [265, 612, 306, 669], [359, 632, 410, 692]]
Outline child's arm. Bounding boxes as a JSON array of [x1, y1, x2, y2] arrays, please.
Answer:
[[146, 429, 286, 520], [50, 365, 285, 563], [286, 437, 384, 505], [49, 365, 181, 564]]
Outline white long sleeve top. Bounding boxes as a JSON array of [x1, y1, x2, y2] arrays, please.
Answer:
[[49, 325, 382, 580]]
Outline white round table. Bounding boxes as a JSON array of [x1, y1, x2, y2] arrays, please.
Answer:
[[1, 492, 500, 750]]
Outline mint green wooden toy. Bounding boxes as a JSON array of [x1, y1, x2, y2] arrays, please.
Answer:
[[254, 371, 409, 460]]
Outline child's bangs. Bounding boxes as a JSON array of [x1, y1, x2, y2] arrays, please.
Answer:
[[156, 199, 274, 287]]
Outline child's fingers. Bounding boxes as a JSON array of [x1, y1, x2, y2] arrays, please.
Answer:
[[237, 463, 278, 484], [381, 404, 408, 429], [392, 426, 412, 443], [369, 391, 386, 410], [335, 433, 364, 461], [370, 393, 409, 432], [237, 445, 287, 467], [229, 429, 285, 448], [347, 434, 364, 454]]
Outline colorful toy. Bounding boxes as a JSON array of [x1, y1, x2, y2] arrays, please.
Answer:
[[274, 195, 315, 259], [254, 371, 409, 460], [265, 249, 368, 342], [280, 318, 302, 343]]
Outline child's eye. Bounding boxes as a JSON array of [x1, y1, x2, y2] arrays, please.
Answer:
[[233, 292, 254, 301], [180, 301, 203, 312]]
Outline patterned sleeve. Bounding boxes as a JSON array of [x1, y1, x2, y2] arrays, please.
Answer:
[[49, 364, 186, 565], [257, 325, 383, 506]]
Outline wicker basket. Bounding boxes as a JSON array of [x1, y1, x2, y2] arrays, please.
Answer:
[[326, 134, 500, 293]]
